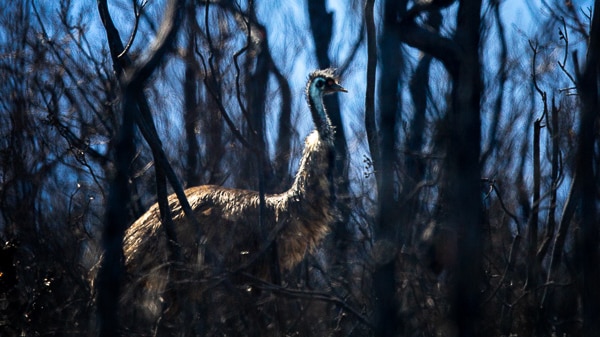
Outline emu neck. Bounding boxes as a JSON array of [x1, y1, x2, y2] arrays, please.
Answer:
[[271, 129, 336, 270], [308, 90, 334, 141], [289, 131, 334, 202]]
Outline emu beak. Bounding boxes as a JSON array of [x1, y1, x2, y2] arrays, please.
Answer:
[[331, 83, 348, 93]]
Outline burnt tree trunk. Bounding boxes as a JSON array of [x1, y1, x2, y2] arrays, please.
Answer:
[[184, 12, 201, 188], [372, 1, 406, 336], [96, 0, 188, 335], [399, 1, 484, 335], [575, 2, 600, 335], [447, 3, 483, 336]]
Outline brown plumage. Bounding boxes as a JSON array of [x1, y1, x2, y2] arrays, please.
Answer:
[[121, 69, 347, 325]]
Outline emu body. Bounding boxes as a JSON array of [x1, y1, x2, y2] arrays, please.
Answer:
[[124, 130, 336, 274], [121, 70, 347, 329]]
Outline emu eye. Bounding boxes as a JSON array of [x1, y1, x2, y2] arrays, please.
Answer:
[[326, 79, 334, 86], [315, 79, 324, 88]]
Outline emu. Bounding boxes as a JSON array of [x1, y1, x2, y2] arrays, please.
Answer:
[[121, 69, 347, 329]]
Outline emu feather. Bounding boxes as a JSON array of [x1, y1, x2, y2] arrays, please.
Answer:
[[124, 130, 337, 273], [121, 69, 346, 329]]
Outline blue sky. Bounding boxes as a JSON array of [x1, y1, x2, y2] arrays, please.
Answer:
[[19, 0, 593, 201]]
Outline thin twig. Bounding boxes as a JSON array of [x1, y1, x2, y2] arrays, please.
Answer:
[[481, 178, 520, 229], [240, 272, 374, 329], [117, 0, 147, 58], [195, 47, 255, 150], [528, 40, 548, 119], [557, 17, 577, 86], [484, 232, 521, 304]]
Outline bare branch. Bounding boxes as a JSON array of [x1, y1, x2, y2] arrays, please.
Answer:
[[240, 272, 375, 330], [557, 18, 578, 87], [364, 0, 380, 191], [398, 20, 461, 76], [123, 0, 184, 87], [117, 0, 146, 58], [195, 47, 254, 150]]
